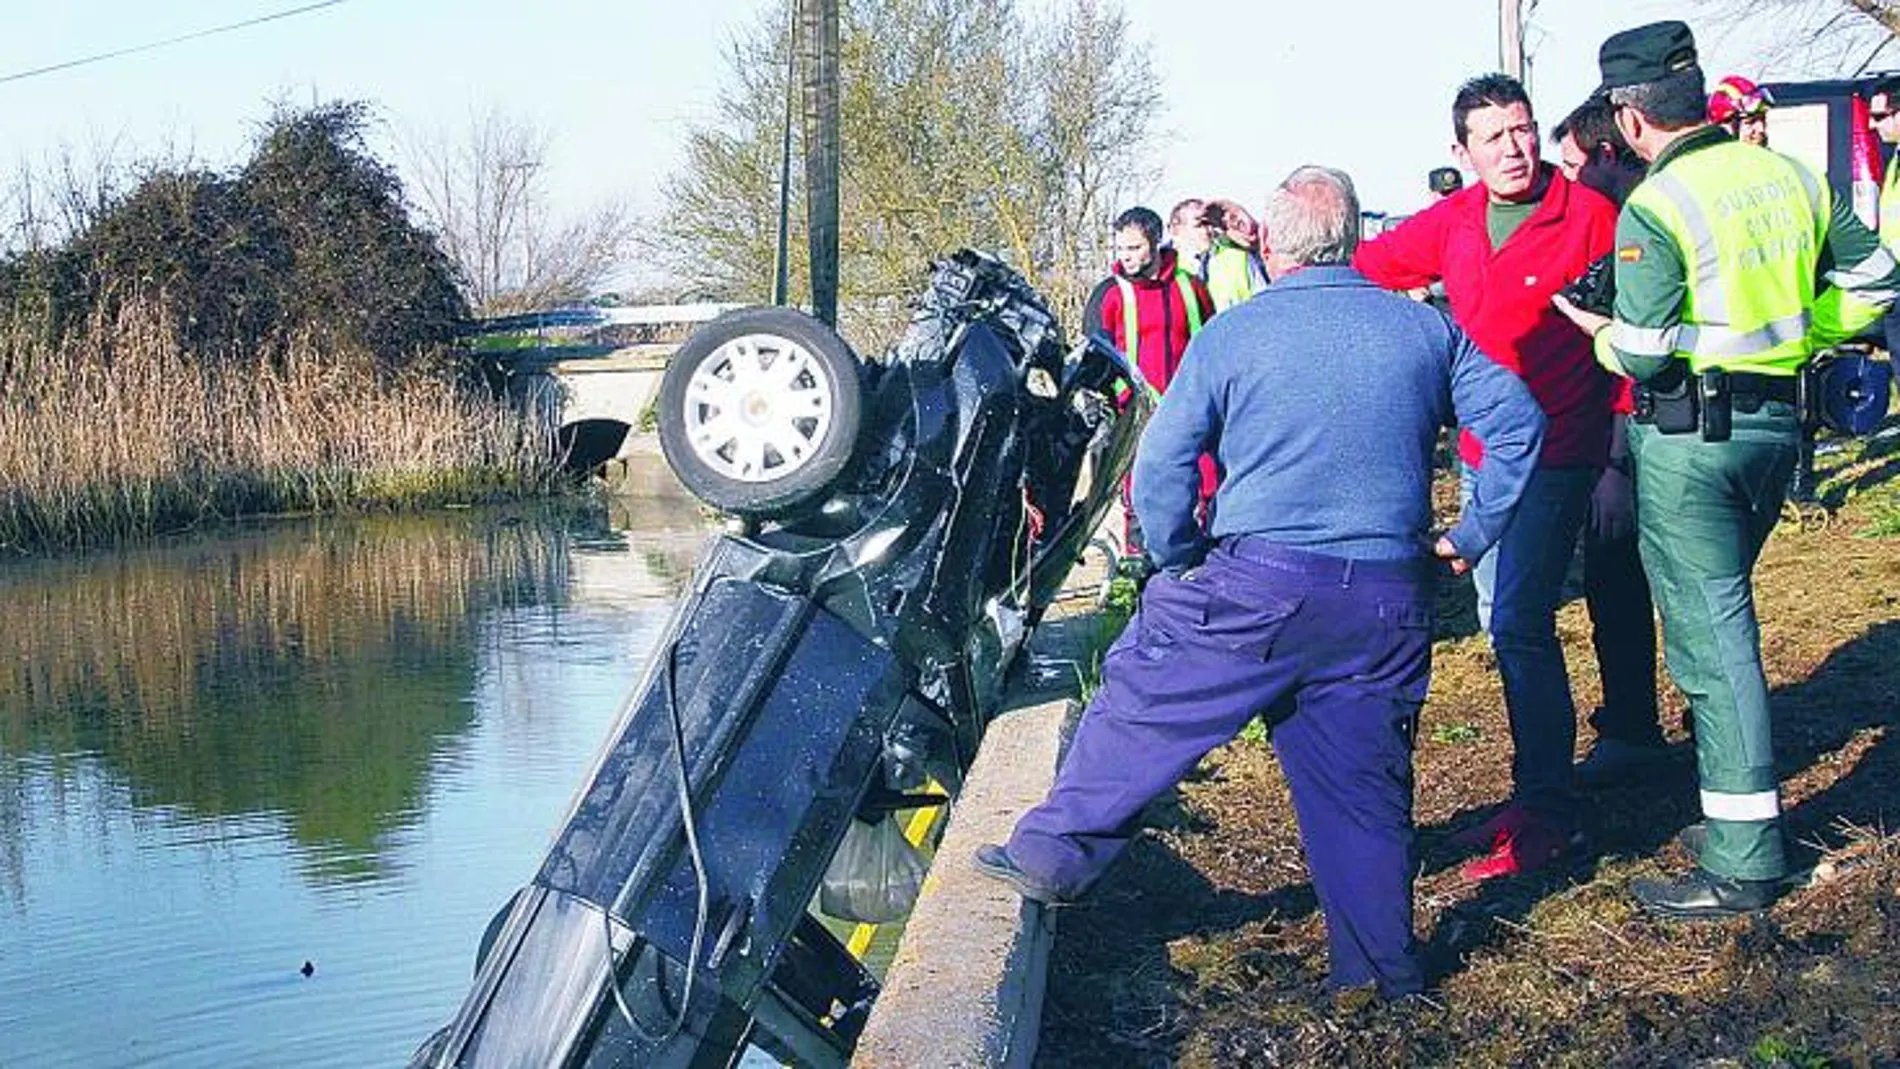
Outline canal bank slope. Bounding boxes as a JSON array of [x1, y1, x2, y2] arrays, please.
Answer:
[[1033, 472, 1900, 1068]]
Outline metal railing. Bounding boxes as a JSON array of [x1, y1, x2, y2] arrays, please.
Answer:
[[461, 303, 744, 360]]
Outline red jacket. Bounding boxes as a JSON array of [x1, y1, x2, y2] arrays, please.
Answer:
[[1099, 248, 1215, 394], [1354, 168, 1618, 468]]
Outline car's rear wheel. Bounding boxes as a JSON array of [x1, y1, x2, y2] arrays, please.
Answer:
[[658, 307, 863, 519]]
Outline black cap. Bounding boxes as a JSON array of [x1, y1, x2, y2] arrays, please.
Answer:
[[1597, 20, 1700, 91], [1427, 167, 1463, 195]]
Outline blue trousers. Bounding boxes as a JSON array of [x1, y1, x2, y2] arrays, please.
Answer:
[[1465, 464, 1596, 824], [1007, 538, 1434, 995]]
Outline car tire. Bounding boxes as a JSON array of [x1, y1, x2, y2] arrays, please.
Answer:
[[657, 307, 864, 519]]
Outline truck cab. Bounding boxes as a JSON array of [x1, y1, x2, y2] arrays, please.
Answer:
[[1763, 72, 1894, 232]]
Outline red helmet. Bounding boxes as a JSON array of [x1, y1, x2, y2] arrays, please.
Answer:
[[1708, 75, 1773, 125]]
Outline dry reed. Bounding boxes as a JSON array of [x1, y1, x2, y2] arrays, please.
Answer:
[[0, 304, 561, 550]]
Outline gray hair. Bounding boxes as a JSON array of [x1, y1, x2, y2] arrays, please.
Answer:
[[1262, 166, 1360, 266]]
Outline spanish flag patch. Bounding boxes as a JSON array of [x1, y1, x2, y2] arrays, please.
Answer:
[[1617, 245, 1644, 264]]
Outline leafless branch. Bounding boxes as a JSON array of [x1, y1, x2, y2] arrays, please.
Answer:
[[400, 108, 635, 315]]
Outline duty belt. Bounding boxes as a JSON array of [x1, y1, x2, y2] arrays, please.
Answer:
[[1630, 365, 1808, 441], [1634, 374, 1793, 412], [1725, 371, 1800, 412]]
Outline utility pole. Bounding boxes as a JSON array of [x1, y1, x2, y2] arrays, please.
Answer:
[[772, 0, 799, 307], [801, 0, 840, 327], [1500, 0, 1525, 83]]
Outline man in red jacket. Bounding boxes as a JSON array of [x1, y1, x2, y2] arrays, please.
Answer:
[[1101, 206, 1214, 395], [1100, 206, 1216, 562], [1356, 74, 1619, 882]]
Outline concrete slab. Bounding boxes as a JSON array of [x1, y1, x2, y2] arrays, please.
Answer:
[[849, 695, 1075, 1069]]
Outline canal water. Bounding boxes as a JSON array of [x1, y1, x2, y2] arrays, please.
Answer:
[[0, 494, 716, 1067]]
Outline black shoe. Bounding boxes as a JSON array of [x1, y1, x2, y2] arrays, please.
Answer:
[[972, 844, 1072, 906], [1574, 737, 1671, 788], [1632, 866, 1782, 919], [1786, 465, 1820, 505]]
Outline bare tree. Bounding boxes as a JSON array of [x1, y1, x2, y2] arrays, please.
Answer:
[[1697, 0, 1900, 73], [1022, 0, 1162, 328], [648, 0, 1161, 347], [402, 108, 635, 315], [3, 137, 139, 255]]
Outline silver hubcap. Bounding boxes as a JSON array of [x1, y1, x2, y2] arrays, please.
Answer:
[[682, 333, 836, 483]]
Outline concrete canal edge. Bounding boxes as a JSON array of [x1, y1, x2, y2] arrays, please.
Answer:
[[850, 694, 1076, 1069]]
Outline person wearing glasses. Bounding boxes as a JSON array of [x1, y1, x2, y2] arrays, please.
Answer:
[[1553, 21, 1900, 919], [1355, 74, 1620, 885], [1707, 75, 1773, 148], [1874, 78, 1900, 246]]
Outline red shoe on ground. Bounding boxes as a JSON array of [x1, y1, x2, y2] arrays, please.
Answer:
[[1456, 805, 1584, 882]]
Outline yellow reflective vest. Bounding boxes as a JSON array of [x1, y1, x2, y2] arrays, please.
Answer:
[[1203, 241, 1259, 312], [1114, 269, 1205, 367], [1618, 140, 1825, 376]]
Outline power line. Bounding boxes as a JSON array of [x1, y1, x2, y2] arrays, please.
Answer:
[[0, 0, 354, 87]]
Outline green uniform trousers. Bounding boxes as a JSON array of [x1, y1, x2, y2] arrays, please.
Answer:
[[1629, 401, 1800, 881]]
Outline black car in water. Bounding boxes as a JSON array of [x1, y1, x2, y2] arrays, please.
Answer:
[[411, 250, 1150, 1068]]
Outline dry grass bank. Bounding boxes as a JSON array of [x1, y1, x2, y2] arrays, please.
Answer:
[[0, 308, 561, 551]]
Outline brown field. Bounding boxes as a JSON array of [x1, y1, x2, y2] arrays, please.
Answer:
[[1037, 441, 1900, 1069]]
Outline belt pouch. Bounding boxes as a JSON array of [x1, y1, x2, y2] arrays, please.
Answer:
[[1643, 364, 1699, 434], [1699, 367, 1732, 442]]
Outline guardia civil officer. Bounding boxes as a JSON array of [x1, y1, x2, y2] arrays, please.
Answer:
[[1554, 21, 1900, 919], [975, 166, 1545, 997]]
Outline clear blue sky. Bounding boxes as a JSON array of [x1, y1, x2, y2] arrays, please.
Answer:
[[1, 1, 1797, 242]]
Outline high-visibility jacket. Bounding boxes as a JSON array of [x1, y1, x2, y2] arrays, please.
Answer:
[[1099, 248, 1213, 395], [1115, 270, 1204, 365], [1601, 128, 1900, 383], [1203, 240, 1262, 312]]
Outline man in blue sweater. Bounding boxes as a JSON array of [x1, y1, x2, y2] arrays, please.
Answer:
[[974, 165, 1545, 997]]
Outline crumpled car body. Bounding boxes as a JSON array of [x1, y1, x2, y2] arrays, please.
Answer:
[[411, 250, 1152, 1068]]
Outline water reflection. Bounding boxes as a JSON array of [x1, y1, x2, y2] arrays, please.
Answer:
[[0, 499, 710, 1067]]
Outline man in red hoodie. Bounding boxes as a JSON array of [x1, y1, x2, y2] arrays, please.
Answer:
[[1099, 205, 1216, 562], [1356, 74, 1619, 882]]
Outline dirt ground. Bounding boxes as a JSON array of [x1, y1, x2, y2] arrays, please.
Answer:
[[1034, 444, 1900, 1068]]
